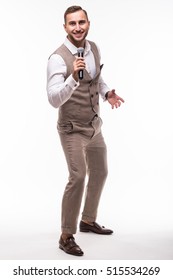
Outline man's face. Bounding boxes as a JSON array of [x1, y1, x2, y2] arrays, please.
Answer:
[[64, 10, 90, 47]]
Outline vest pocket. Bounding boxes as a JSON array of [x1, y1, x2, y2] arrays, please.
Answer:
[[57, 121, 73, 134]]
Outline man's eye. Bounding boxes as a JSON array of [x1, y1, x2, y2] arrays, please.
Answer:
[[79, 21, 86, 25]]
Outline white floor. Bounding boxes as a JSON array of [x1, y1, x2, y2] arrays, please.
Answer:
[[0, 227, 173, 260]]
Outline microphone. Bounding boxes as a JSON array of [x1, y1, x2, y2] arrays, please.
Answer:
[[77, 47, 84, 80]]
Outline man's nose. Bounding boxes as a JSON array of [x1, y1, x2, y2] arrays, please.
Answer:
[[75, 23, 81, 31]]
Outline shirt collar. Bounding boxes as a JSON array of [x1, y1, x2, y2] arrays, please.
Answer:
[[64, 37, 91, 56]]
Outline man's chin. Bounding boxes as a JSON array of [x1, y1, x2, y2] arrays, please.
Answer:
[[73, 35, 85, 41]]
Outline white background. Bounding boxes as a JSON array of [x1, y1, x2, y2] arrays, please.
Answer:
[[0, 0, 173, 262]]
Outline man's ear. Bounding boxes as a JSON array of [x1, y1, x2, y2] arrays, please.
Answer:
[[63, 24, 67, 33]]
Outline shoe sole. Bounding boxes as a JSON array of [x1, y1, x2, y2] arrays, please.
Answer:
[[80, 228, 113, 234]]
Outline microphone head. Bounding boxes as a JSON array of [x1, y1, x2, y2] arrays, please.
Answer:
[[77, 47, 84, 57]]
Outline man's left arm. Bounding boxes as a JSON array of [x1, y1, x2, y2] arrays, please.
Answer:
[[98, 76, 110, 101]]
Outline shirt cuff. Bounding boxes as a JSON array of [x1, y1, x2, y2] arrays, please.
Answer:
[[65, 74, 79, 90]]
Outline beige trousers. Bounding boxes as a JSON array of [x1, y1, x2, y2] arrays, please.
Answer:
[[59, 131, 108, 234]]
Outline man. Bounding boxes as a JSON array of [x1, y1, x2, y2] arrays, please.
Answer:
[[47, 5, 124, 256]]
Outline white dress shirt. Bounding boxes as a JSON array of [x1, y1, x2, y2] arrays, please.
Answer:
[[47, 38, 110, 108]]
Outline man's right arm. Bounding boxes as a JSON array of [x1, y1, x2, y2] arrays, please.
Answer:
[[46, 54, 79, 108]]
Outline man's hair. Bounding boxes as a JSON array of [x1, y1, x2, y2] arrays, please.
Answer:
[[64, 6, 88, 23]]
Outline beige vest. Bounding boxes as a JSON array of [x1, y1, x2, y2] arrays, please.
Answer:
[[52, 41, 103, 136]]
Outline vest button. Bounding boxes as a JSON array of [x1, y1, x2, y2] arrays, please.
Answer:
[[96, 92, 98, 95], [91, 94, 94, 98]]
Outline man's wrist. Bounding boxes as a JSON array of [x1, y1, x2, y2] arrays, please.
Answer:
[[72, 73, 78, 82]]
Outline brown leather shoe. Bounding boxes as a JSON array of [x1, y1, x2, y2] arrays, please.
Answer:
[[80, 221, 113, 235], [59, 236, 84, 256]]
